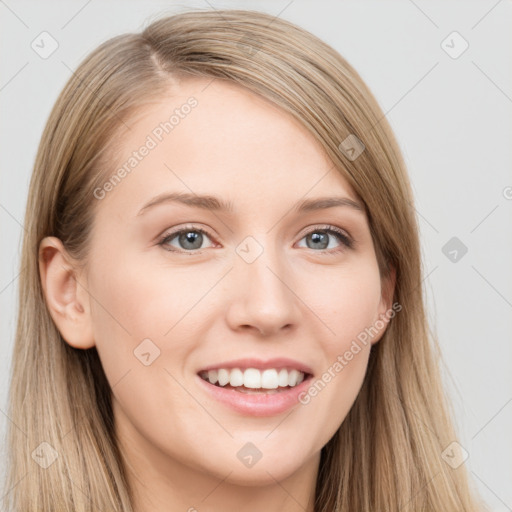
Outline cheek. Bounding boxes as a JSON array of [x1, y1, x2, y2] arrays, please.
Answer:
[[295, 258, 381, 429], [304, 257, 383, 348], [89, 249, 188, 338], [86, 252, 210, 452], [86, 249, 198, 387]]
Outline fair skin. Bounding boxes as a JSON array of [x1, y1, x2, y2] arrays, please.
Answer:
[[39, 77, 394, 512]]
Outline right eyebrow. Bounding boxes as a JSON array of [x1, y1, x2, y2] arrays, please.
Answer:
[[137, 192, 234, 216]]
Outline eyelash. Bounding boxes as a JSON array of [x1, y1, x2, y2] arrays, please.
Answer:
[[157, 224, 354, 255]]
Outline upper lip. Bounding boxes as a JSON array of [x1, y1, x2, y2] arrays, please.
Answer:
[[198, 357, 314, 376]]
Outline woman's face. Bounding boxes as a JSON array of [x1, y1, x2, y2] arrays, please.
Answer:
[[62, 78, 393, 487]]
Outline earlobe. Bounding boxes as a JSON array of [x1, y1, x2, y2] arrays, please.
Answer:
[[371, 265, 397, 346], [38, 236, 95, 350], [382, 265, 397, 313]]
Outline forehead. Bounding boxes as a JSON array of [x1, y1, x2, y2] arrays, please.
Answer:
[[96, 77, 361, 219]]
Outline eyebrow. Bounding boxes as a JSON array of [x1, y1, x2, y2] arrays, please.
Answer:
[[136, 192, 364, 216]]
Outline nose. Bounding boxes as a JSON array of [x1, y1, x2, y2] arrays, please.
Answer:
[[225, 242, 301, 337]]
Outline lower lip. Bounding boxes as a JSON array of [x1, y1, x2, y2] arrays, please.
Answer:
[[196, 374, 313, 417]]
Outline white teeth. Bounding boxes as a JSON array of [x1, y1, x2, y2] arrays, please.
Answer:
[[277, 368, 289, 387], [229, 368, 244, 387], [217, 368, 230, 386], [244, 368, 261, 388], [288, 369, 299, 386], [200, 367, 307, 390], [261, 369, 279, 389]]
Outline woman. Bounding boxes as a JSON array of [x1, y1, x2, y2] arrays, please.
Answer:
[[2, 9, 487, 512]]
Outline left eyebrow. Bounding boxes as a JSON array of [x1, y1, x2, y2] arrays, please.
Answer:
[[294, 196, 364, 213], [136, 192, 364, 217]]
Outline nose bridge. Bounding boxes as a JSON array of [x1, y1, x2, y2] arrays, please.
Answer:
[[227, 233, 299, 335]]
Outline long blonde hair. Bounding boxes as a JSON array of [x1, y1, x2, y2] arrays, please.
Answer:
[[3, 9, 487, 511]]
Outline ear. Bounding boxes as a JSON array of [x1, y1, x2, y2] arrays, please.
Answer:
[[370, 265, 397, 346], [38, 236, 95, 349]]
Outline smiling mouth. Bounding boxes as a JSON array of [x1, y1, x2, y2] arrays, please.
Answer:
[[198, 367, 312, 394]]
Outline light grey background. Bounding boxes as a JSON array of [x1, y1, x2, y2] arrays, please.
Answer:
[[1, 1, 511, 509]]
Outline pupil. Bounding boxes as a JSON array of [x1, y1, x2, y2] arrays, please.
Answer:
[[309, 232, 328, 249], [180, 231, 202, 249]]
